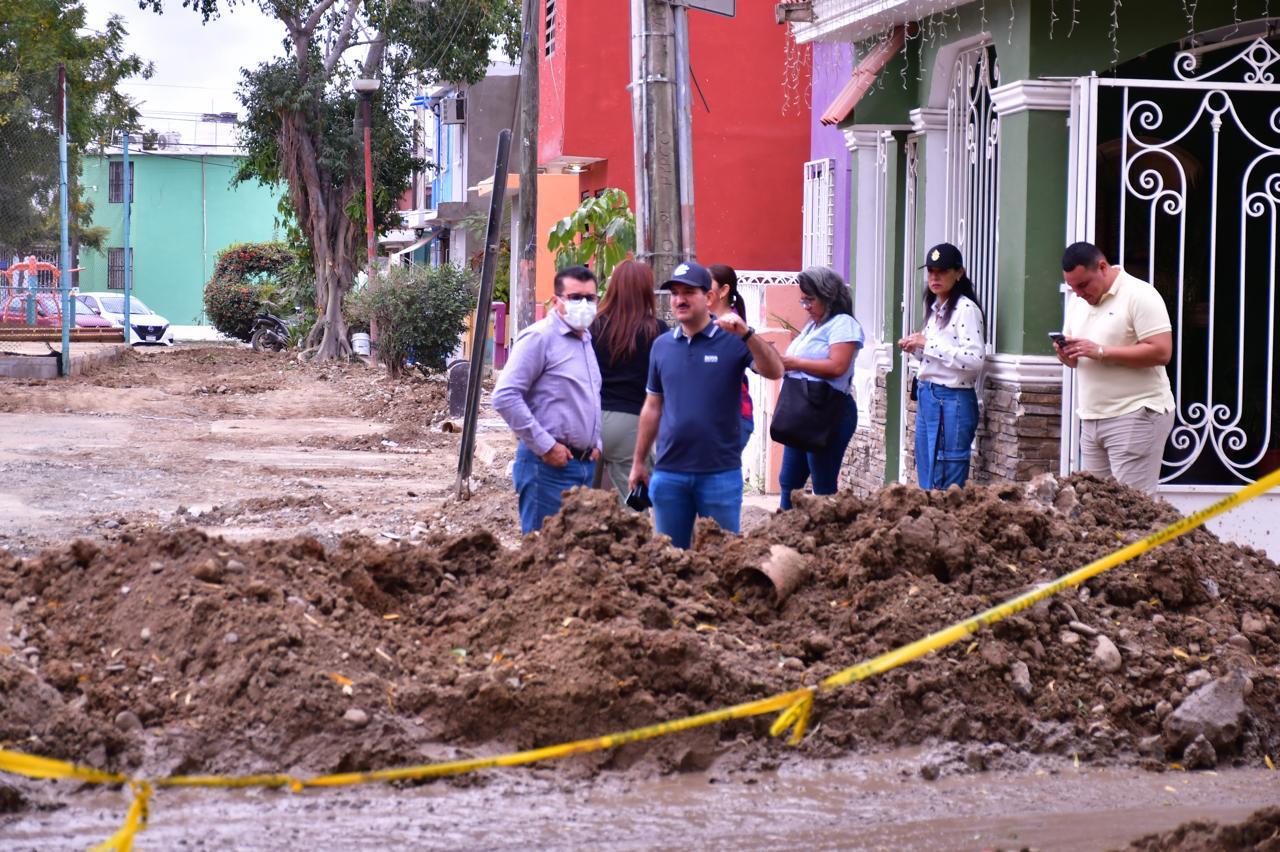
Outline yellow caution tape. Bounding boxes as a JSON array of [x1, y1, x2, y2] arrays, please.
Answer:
[[2, 465, 1277, 848]]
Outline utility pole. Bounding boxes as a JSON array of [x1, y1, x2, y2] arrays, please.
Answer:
[[58, 64, 71, 376], [671, 2, 696, 261], [122, 130, 132, 344], [630, 0, 683, 287], [516, 0, 539, 331], [354, 77, 381, 285]]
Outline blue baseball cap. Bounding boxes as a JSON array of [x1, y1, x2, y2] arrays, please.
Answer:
[[663, 260, 712, 290]]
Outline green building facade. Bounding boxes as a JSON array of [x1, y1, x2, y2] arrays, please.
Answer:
[[796, 0, 1280, 557], [79, 148, 283, 325]]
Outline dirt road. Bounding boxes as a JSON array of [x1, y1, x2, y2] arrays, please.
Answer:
[[0, 346, 519, 554]]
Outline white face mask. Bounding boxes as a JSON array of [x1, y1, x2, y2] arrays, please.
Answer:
[[563, 298, 597, 331]]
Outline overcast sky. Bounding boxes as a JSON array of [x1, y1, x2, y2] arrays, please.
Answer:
[[83, 0, 284, 145]]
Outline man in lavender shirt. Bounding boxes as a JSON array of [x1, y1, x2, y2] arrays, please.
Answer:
[[493, 265, 603, 533]]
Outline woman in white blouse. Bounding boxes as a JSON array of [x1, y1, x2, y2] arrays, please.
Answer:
[[897, 242, 985, 489]]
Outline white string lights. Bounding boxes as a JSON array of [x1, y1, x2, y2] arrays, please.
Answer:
[[794, 0, 1266, 110]]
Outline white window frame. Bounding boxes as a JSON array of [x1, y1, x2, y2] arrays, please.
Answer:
[[801, 158, 836, 268]]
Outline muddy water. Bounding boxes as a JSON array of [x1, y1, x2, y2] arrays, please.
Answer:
[[3, 753, 1274, 850]]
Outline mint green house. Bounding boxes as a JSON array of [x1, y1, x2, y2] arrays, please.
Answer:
[[79, 146, 283, 325]]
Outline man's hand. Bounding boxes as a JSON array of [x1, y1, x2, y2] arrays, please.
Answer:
[[715, 312, 749, 337], [541, 443, 571, 468], [1062, 336, 1102, 363], [898, 332, 925, 354], [590, 448, 600, 462], [628, 460, 649, 492], [1052, 335, 1078, 368]]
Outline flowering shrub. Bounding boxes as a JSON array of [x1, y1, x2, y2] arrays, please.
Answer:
[[203, 242, 298, 341]]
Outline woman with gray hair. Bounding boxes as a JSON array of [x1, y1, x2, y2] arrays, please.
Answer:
[[776, 266, 864, 509]]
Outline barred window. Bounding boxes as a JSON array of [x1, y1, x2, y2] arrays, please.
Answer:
[[108, 161, 135, 204], [107, 248, 133, 290]]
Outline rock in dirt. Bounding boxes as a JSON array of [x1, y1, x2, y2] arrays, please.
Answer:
[[1184, 669, 1212, 690], [1009, 661, 1032, 699], [1163, 671, 1248, 752], [1093, 635, 1122, 672], [193, 558, 223, 583], [343, 708, 369, 728], [1241, 613, 1267, 635], [1181, 733, 1217, 770], [113, 710, 142, 733]]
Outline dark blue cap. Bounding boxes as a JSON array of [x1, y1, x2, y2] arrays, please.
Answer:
[[663, 260, 712, 290]]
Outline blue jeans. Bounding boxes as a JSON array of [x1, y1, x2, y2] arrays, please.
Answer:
[[915, 381, 979, 489], [739, 415, 754, 452], [649, 468, 742, 549], [778, 393, 858, 510], [512, 442, 595, 534]]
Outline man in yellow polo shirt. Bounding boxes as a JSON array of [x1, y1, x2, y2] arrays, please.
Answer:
[[1055, 242, 1176, 494]]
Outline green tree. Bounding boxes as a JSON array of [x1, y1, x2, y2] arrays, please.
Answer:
[[546, 188, 637, 288], [145, 0, 518, 360], [0, 0, 150, 252]]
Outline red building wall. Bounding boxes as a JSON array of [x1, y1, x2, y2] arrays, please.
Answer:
[[539, 0, 808, 272]]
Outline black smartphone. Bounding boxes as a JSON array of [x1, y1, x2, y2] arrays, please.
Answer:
[[1048, 332, 1067, 348], [625, 483, 652, 512]]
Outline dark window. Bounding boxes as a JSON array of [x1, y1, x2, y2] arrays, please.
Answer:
[[108, 161, 134, 204], [544, 0, 556, 57], [107, 248, 133, 290]]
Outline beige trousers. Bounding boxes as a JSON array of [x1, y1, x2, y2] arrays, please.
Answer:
[[1080, 406, 1175, 494], [594, 409, 653, 500]]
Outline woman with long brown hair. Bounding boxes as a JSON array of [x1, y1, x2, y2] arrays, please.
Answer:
[[590, 260, 669, 499]]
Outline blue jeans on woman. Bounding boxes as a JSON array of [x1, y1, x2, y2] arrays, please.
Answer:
[[915, 380, 979, 489], [512, 442, 595, 534], [778, 393, 858, 510], [649, 468, 742, 549]]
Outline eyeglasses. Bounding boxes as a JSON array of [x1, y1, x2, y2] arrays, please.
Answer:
[[799, 297, 814, 308], [563, 293, 598, 303]]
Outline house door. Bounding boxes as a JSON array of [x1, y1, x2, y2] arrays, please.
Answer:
[[1066, 36, 1280, 559]]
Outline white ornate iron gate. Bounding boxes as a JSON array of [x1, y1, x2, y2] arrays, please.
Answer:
[[1067, 35, 1280, 558], [945, 42, 1000, 350]]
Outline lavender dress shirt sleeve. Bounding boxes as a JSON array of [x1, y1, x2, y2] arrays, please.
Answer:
[[492, 313, 602, 455]]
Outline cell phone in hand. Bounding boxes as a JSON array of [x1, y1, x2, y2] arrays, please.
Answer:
[[625, 483, 652, 512], [1048, 332, 1067, 348]]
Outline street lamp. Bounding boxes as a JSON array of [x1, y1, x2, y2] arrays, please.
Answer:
[[354, 77, 380, 284]]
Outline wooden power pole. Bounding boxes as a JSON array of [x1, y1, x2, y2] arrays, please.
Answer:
[[516, 0, 540, 331], [630, 0, 683, 287]]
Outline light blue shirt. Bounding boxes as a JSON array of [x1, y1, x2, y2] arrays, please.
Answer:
[[784, 313, 864, 393]]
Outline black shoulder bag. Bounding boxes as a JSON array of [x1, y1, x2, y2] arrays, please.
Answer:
[[769, 377, 847, 453]]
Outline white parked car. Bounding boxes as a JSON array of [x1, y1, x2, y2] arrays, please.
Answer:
[[76, 292, 176, 346]]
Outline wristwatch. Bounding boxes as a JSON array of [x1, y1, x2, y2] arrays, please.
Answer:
[[742, 326, 755, 342], [1097, 345, 1105, 361]]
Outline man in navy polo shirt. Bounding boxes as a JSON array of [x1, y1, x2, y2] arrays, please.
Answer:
[[628, 261, 784, 548]]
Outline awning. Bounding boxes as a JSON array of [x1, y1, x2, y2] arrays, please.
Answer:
[[819, 25, 908, 126], [392, 229, 441, 257]]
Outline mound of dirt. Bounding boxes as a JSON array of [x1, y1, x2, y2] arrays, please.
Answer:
[[1121, 806, 1280, 850], [1, 475, 1276, 781]]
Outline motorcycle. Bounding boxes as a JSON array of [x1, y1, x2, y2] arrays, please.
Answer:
[[249, 308, 297, 352]]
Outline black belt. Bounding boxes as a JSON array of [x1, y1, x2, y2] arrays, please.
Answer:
[[562, 444, 594, 462]]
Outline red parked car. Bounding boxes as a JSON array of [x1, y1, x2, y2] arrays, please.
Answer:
[[0, 292, 114, 328]]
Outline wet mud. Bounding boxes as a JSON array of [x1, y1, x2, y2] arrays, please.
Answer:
[[1, 475, 1276, 788]]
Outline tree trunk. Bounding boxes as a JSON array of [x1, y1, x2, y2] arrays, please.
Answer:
[[278, 107, 358, 360]]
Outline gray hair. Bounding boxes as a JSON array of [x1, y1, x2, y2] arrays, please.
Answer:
[[796, 266, 853, 319]]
